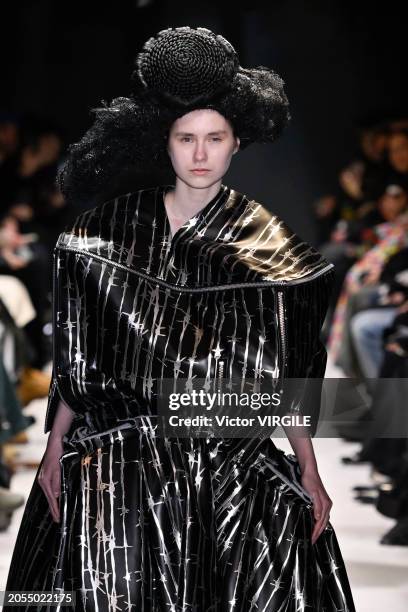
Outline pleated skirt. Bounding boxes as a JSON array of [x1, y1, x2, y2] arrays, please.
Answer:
[[5, 416, 356, 611]]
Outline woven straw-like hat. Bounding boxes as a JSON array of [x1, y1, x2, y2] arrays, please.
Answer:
[[131, 26, 290, 147], [58, 26, 290, 202]]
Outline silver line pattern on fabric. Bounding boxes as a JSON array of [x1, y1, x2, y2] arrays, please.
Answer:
[[5, 185, 355, 611]]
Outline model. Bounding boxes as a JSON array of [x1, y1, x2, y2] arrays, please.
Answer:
[[5, 27, 356, 611]]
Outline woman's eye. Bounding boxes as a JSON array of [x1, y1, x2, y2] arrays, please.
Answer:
[[179, 137, 221, 142]]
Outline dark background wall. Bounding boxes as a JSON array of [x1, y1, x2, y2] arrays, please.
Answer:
[[2, 0, 406, 241]]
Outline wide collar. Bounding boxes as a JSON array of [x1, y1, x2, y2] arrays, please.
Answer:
[[56, 184, 333, 290]]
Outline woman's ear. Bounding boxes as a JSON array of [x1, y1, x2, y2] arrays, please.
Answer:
[[234, 137, 240, 154]]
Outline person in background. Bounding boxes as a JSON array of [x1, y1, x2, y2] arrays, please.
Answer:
[[0, 217, 51, 392], [313, 122, 390, 247], [320, 181, 408, 333], [328, 204, 408, 372], [349, 245, 408, 380], [386, 128, 408, 188]]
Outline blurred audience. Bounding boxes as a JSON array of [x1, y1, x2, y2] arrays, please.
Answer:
[[314, 118, 408, 546], [0, 111, 73, 530]]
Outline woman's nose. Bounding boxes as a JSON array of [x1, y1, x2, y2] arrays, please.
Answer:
[[193, 143, 207, 161]]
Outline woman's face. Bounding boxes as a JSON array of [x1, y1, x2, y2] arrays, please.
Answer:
[[167, 108, 240, 189]]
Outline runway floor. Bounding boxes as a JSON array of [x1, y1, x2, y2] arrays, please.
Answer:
[[1, 359, 407, 610]]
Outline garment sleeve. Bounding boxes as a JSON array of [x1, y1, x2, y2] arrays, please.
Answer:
[[43, 244, 106, 435], [44, 211, 97, 434], [44, 212, 136, 434], [279, 268, 334, 438], [43, 238, 89, 434], [43, 244, 74, 434]]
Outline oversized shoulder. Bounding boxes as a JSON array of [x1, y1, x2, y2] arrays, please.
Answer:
[[54, 184, 334, 288], [55, 186, 160, 249], [219, 188, 334, 284], [64, 187, 158, 233]]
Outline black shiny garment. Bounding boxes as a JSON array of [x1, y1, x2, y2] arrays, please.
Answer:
[[5, 185, 356, 611]]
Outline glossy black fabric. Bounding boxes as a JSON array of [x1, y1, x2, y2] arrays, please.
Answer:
[[43, 184, 334, 436], [5, 185, 356, 611]]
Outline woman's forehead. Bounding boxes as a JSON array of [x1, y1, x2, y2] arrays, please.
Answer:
[[171, 108, 230, 131]]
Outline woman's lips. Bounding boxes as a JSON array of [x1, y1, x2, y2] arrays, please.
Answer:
[[191, 169, 210, 174]]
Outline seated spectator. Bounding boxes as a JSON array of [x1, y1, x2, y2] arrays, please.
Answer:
[[3, 118, 64, 239], [350, 246, 408, 379], [313, 122, 390, 247], [321, 181, 408, 332], [385, 127, 408, 189], [358, 122, 390, 202], [0, 215, 52, 369], [328, 208, 408, 371], [341, 307, 408, 546], [0, 274, 50, 406]]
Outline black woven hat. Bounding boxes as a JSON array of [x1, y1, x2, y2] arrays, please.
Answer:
[[130, 26, 291, 146], [133, 27, 240, 106], [58, 26, 291, 202]]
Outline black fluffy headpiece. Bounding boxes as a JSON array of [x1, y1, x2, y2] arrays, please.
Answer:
[[58, 26, 291, 203]]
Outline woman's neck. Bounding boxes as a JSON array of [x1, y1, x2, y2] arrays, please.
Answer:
[[164, 178, 222, 225]]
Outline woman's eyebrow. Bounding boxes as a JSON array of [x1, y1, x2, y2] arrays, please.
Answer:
[[174, 130, 228, 136]]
